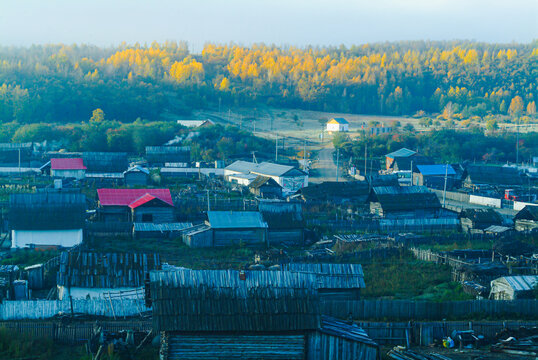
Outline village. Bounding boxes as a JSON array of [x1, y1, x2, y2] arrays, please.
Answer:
[[0, 116, 536, 360]]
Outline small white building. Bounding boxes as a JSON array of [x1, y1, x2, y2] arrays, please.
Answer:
[[50, 158, 86, 179], [489, 275, 538, 300], [326, 118, 349, 132]]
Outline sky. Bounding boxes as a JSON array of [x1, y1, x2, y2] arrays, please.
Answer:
[[1, 0, 536, 51]]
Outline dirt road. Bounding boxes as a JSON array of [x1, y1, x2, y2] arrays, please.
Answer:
[[310, 145, 347, 183]]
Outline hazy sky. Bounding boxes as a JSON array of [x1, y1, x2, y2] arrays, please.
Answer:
[[1, 0, 536, 51]]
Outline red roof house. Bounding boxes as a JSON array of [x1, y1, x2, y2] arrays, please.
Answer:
[[97, 189, 174, 207], [51, 158, 87, 170], [97, 189, 175, 223]]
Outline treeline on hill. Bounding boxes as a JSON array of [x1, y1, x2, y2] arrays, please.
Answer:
[[0, 111, 272, 161], [335, 130, 538, 164], [0, 41, 537, 123]]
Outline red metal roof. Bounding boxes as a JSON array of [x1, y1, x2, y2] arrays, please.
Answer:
[[128, 193, 173, 209], [97, 189, 173, 207], [51, 158, 86, 170]]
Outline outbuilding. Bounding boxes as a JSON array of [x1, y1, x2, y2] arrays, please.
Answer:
[[248, 176, 283, 198], [50, 158, 86, 179], [514, 205, 538, 232], [489, 275, 538, 300], [123, 165, 150, 187], [9, 193, 86, 248], [206, 211, 268, 247]]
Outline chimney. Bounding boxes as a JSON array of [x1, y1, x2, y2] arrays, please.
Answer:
[[239, 270, 246, 281]]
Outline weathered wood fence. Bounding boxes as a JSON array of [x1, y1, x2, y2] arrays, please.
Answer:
[[0, 299, 148, 320], [355, 320, 538, 345], [0, 320, 152, 344], [322, 299, 538, 321]]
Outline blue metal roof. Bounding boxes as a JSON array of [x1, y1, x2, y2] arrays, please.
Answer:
[[385, 148, 416, 158], [207, 211, 268, 229], [416, 164, 456, 176], [501, 275, 538, 292]]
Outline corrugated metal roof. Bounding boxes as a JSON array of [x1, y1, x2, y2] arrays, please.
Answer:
[[320, 316, 378, 347], [385, 148, 416, 158], [416, 164, 456, 176], [134, 222, 193, 232], [145, 146, 190, 154], [51, 158, 86, 170], [97, 188, 173, 207], [207, 211, 268, 229], [283, 263, 365, 289], [253, 162, 295, 177], [373, 185, 430, 195], [224, 160, 258, 173], [484, 225, 511, 233], [124, 165, 149, 175], [501, 275, 538, 292]]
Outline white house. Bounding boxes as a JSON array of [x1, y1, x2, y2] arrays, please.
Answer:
[[224, 161, 308, 195], [50, 158, 86, 179], [326, 118, 349, 132]]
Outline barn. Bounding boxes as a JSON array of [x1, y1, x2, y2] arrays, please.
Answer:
[[150, 269, 379, 360], [9, 193, 86, 248], [370, 186, 442, 218], [82, 152, 128, 173], [97, 188, 175, 223]]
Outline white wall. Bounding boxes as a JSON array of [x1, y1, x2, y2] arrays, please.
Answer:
[[58, 286, 143, 300], [51, 169, 85, 179], [12, 229, 83, 248], [469, 195, 501, 208], [513, 201, 538, 211], [326, 123, 349, 132]]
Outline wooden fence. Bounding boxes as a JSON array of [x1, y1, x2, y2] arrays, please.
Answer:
[[0, 320, 152, 344], [321, 299, 538, 321]]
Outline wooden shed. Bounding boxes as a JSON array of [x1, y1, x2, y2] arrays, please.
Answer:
[[82, 152, 128, 173], [150, 269, 320, 360], [299, 181, 370, 204], [514, 205, 538, 232], [460, 208, 503, 233], [248, 176, 282, 199], [259, 200, 304, 246], [489, 275, 538, 300], [145, 146, 190, 166], [206, 211, 268, 247], [123, 165, 149, 187], [369, 186, 442, 218]]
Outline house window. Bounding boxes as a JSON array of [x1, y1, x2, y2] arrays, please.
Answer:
[[142, 214, 153, 222]]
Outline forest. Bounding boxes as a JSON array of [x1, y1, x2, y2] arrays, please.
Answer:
[[0, 40, 537, 124]]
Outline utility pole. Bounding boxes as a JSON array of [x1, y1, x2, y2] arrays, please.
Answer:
[[275, 134, 278, 162], [303, 140, 307, 171], [364, 142, 367, 181], [516, 116, 519, 165], [410, 160, 413, 186], [253, 120, 256, 133], [336, 148, 340, 182], [442, 163, 448, 208], [239, 115, 242, 130], [206, 190, 210, 212], [218, 97, 222, 113], [18, 148, 21, 174]]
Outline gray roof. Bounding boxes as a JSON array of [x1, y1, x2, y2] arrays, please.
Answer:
[[226, 160, 304, 177], [134, 222, 193, 232], [207, 211, 268, 229], [145, 146, 190, 154], [484, 225, 511, 233], [283, 263, 365, 289], [124, 165, 150, 175], [495, 275, 538, 292], [320, 316, 378, 347], [182, 224, 211, 236], [224, 160, 258, 173], [385, 148, 416, 158]]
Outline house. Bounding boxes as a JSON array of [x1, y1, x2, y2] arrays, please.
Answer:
[[145, 146, 190, 166], [326, 118, 349, 132], [97, 188, 174, 223], [283, 263, 365, 301], [413, 164, 457, 189], [10, 193, 86, 248], [370, 186, 441, 218], [514, 205, 538, 232], [176, 119, 215, 128], [463, 165, 524, 188], [259, 200, 304, 245], [149, 269, 378, 360], [299, 181, 370, 203], [50, 158, 86, 179], [206, 211, 268, 247], [248, 176, 283, 198], [123, 165, 150, 187], [57, 251, 161, 300], [460, 208, 504, 233], [384, 148, 415, 170], [225, 160, 308, 195], [82, 152, 128, 173], [150, 269, 320, 360], [489, 275, 538, 300]]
